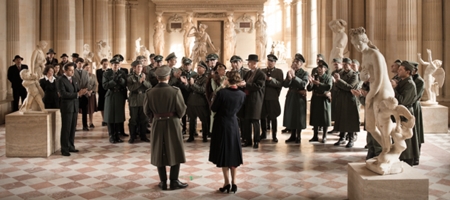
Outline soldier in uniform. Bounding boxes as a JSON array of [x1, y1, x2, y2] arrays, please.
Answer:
[[283, 53, 309, 144], [103, 57, 128, 143], [143, 65, 188, 190], [185, 61, 210, 142], [260, 54, 283, 142], [165, 52, 179, 86], [206, 53, 219, 75], [230, 55, 249, 135], [97, 59, 109, 126], [127, 60, 152, 143], [240, 54, 266, 148], [391, 59, 402, 82], [307, 60, 332, 143], [180, 57, 197, 135], [392, 61, 419, 166], [112, 54, 129, 137], [333, 58, 360, 148], [327, 58, 344, 134], [147, 55, 164, 87], [410, 61, 424, 164]]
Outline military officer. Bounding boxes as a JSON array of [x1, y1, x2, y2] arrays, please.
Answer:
[[410, 61, 424, 165], [143, 65, 188, 190], [230, 55, 249, 135], [260, 54, 283, 142], [307, 60, 332, 143], [206, 53, 219, 75], [147, 55, 164, 87], [391, 59, 402, 82], [283, 53, 309, 144], [327, 58, 344, 134], [103, 57, 128, 143], [127, 60, 152, 143], [180, 57, 197, 134]]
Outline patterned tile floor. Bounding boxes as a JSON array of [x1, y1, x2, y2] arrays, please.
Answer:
[[0, 112, 450, 199]]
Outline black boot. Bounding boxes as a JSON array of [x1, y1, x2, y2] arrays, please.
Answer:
[[128, 125, 136, 144], [295, 130, 301, 143], [334, 132, 346, 146], [322, 126, 328, 143], [285, 130, 296, 143], [309, 126, 319, 142], [114, 126, 123, 143], [272, 129, 278, 142], [346, 132, 355, 148], [108, 123, 116, 144], [140, 124, 150, 142]]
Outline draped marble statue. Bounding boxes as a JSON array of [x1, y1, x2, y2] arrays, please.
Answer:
[[135, 37, 143, 57], [418, 49, 445, 105], [97, 40, 112, 60], [350, 27, 415, 175], [153, 14, 165, 55], [223, 13, 237, 64], [19, 69, 46, 113], [30, 40, 47, 78], [183, 13, 195, 57], [255, 14, 267, 61], [329, 19, 348, 66], [83, 44, 96, 72], [189, 23, 219, 67]]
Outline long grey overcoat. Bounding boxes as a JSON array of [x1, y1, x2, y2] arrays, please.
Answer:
[[282, 68, 309, 129]]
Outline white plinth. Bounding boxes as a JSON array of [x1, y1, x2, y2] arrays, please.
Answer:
[[348, 162, 428, 200], [421, 104, 448, 133]]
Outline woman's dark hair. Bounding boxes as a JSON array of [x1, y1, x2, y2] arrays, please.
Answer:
[[82, 62, 90, 69], [43, 65, 54, 75], [100, 58, 109, 64], [226, 71, 241, 85]]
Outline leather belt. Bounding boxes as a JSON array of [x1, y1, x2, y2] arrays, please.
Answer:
[[154, 112, 176, 119], [132, 90, 145, 94], [288, 89, 307, 97], [313, 93, 327, 97]]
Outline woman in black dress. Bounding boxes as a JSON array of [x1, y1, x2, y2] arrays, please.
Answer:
[[39, 65, 59, 108], [209, 71, 245, 193]]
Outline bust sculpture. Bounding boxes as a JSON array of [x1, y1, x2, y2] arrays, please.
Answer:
[[350, 27, 415, 175], [223, 13, 237, 64], [329, 19, 348, 66], [255, 14, 267, 61], [418, 49, 445, 105], [189, 23, 219, 67], [183, 13, 195, 57], [19, 69, 46, 113], [97, 40, 112, 60], [30, 40, 47, 78], [153, 14, 165, 55]]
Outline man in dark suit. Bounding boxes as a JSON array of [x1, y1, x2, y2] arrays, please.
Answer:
[[59, 53, 69, 68], [260, 54, 284, 142], [97, 58, 109, 126], [7, 55, 29, 112], [240, 54, 266, 148], [71, 53, 79, 63], [46, 49, 58, 66], [59, 63, 87, 156], [73, 58, 90, 131]]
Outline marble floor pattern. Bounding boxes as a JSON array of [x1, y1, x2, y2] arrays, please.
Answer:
[[0, 112, 450, 200]]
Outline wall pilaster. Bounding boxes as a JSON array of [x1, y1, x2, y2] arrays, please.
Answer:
[[56, 0, 76, 57], [40, 0, 54, 50], [114, 0, 127, 60]]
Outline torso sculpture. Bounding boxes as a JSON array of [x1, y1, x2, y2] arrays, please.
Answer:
[[153, 15, 165, 55], [255, 14, 267, 61], [135, 37, 142, 57], [189, 24, 218, 67], [329, 19, 348, 66], [350, 27, 415, 175], [97, 40, 112, 60], [224, 13, 237, 64], [417, 49, 445, 105], [30, 41, 47, 78], [183, 14, 195, 57], [19, 69, 46, 113]]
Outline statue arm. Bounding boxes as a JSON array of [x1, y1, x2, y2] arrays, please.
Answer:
[[417, 54, 429, 66], [206, 35, 218, 52]]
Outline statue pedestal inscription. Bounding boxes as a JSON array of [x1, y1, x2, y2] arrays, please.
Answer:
[[348, 163, 428, 200], [5, 110, 61, 157], [421, 104, 448, 133]]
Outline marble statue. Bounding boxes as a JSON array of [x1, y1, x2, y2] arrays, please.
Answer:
[[418, 49, 445, 105], [189, 23, 219, 67], [153, 14, 165, 55], [183, 13, 195, 57], [135, 37, 143, 57], [329, 19, 348, 66], [270, 41, 286, 62], [83, 44, 94, 63], [255, 14, 268, 61], [30, 40, 47, 78], [97, 40, 112, 60], [350, 27, 415, 175], [19, 69, 46, 113], [224, 13, 237, 64]]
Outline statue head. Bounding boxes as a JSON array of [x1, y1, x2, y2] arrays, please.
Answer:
[[20, 69, 31, 80], [329, 19, 346, 32], [187, 13, 193, 21], [432, 60, 443, 68], [199, 23, 208, 31], [83, 44, 90, 51], [350, 27, 377, 52], [38, 40, 48, 49], [227, 13, 234, 21]]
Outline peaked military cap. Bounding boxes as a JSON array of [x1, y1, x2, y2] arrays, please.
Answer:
[[333, 58, 342, 63], [317, 54, 324, 60], [154, 55, 164, 62], [182, 57, 192, 65], [131, 60, 142, 67], [206, 53, 219, 60], [400, 61, 414, 72], [343, 57, 352, 64], [110, 57, 121, 64], [409, 61, 419, 70], [155, 65, 171, 77], [318, 60, 328, 68], [267, 54, 278, 62], [165, 52, 177, 61], [113, 54, 124, 62], [198, 61, 208, 69], [394, 59, 402, 66], [230, 55, 242, 62], [294, 53, 305, 63]]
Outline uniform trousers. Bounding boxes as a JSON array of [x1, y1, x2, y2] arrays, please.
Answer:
[[243, 119, 261, 144], [157, 164, 180, 181]]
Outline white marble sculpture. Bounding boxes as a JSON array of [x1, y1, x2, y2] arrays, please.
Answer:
[[83, 44, 96, 72], [97, 40, 112, 60], [418, 49, 445, 105], [19, 69, 46, 113], [270, 41, 286, 62], [135, 37, 143, 57], [224, 13, 237, 64], [329, 19, 348, 66], [30, 40, 47, 78], [255, 14, 267, 61], [189, 23, 219, 67], [350, 27, 415, 175], [153, 14, 165, 55], [183, 13, 195, 57]]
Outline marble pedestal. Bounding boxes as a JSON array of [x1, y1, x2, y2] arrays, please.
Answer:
[[5, 110, 61, 157], [348, 163, 428, 200], [420, 104, 448, 133]]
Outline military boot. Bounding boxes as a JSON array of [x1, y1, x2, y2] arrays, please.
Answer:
[[346, 132, 355, 148], [128, 125, 136, 144]]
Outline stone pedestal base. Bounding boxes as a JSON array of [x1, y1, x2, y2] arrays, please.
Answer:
[[421, 104, 448, 133], [5, 110, 61, 157], [348, 163, 428, 200]]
